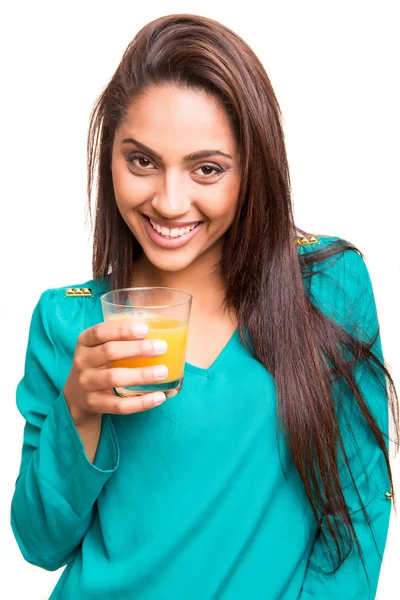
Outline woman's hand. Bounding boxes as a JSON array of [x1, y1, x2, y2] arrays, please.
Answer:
[[64, 319, 168, 427]]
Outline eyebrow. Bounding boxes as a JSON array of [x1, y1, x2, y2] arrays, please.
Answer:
[[121, 137, 233, 162]]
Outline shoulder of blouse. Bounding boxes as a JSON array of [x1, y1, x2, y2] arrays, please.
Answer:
[[33, 276, 111, 359], [296, 234, 377, 341]]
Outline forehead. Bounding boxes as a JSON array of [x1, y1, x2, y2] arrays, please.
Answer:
[[116, 85, 236, 152]]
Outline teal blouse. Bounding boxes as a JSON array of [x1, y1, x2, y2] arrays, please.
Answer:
[[11, 236, 392, 599]]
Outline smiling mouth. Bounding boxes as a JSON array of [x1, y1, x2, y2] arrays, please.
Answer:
[[144, 215, 202, 239], [141, 214, 204, 249]]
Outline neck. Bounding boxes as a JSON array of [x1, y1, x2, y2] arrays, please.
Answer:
[[131, 248, 230, 317]]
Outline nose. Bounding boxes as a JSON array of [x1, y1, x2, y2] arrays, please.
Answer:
[[150, 171, 192, 218]]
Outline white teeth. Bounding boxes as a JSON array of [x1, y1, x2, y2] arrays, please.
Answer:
[[149, 219, 199, 238]]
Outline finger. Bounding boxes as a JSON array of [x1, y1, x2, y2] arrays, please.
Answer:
[[79, 319, 149, 348], [84, 338, 168, 369], [87, 389, 167, 415], [80, 364, 169, 392]]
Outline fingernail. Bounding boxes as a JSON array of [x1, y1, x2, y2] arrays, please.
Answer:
[[153, 365, 168, 379], [154, 392, 166, 405], [152, 339, 167, 354], [132, 323, 148, 337]]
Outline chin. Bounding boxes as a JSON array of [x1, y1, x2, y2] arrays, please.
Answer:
[[141, 246, 200, 273]]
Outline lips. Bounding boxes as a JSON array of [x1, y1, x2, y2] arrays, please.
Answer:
[[141, 214, 203, 249]]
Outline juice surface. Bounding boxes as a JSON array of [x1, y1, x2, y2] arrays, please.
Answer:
[[109, 314, 188, 382]]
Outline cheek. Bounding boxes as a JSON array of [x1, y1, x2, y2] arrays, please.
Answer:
[[202, 179, 240, 223], [112, 165, 149, 210]]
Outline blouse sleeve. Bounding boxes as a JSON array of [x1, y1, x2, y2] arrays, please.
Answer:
[[10, 290, 119, 571], [299, 247, 392, 599]]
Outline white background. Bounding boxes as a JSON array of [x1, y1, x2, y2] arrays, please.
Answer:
[[1, 1, 399, 598]]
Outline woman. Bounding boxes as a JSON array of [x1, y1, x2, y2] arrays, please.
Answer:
[[11, 13, 398, 600]]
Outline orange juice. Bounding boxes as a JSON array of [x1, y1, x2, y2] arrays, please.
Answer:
[[110, 314, 188, 382]]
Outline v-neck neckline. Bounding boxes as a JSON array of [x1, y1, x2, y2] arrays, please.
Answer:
[[184, 327, 239, 378], [94, 275, 239, 378]]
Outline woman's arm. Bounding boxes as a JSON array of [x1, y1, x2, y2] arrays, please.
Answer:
[[10, 290, 119, 571], [299, 248, 393, 599]]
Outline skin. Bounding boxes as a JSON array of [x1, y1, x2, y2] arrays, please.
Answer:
[[64, 84, 241, 462]]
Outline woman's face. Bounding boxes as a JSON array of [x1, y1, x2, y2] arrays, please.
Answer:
[[111, 84, 241, 273]]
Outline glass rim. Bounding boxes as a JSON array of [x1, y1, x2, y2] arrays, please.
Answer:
[[100, 286, 193, 309]]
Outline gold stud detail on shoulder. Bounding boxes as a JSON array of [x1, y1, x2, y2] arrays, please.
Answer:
[[385, 491, 393, 500], [296, 235, 320, 246], [65, 288, 93, 297]]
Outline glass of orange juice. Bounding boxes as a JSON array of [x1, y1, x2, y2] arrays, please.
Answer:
[[100, 287, 192, 398]]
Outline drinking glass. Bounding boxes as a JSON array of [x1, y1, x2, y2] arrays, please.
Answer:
[[100, 287, 192, 398]]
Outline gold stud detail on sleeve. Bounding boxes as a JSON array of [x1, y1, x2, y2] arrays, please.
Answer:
[[65, 288, 93, 297], [296, 235, 320, 246], [385, 491, 393, 500]]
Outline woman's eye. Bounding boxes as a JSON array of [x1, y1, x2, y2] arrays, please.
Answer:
[[195, 164, 225, 178], [126, 154, 155, 170]]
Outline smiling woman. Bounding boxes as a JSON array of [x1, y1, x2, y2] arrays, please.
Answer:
[[11, 12, 398, 600], [110, 85, 241, 265]]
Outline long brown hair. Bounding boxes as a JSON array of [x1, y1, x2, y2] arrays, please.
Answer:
[[87, 13, 399, 579]]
